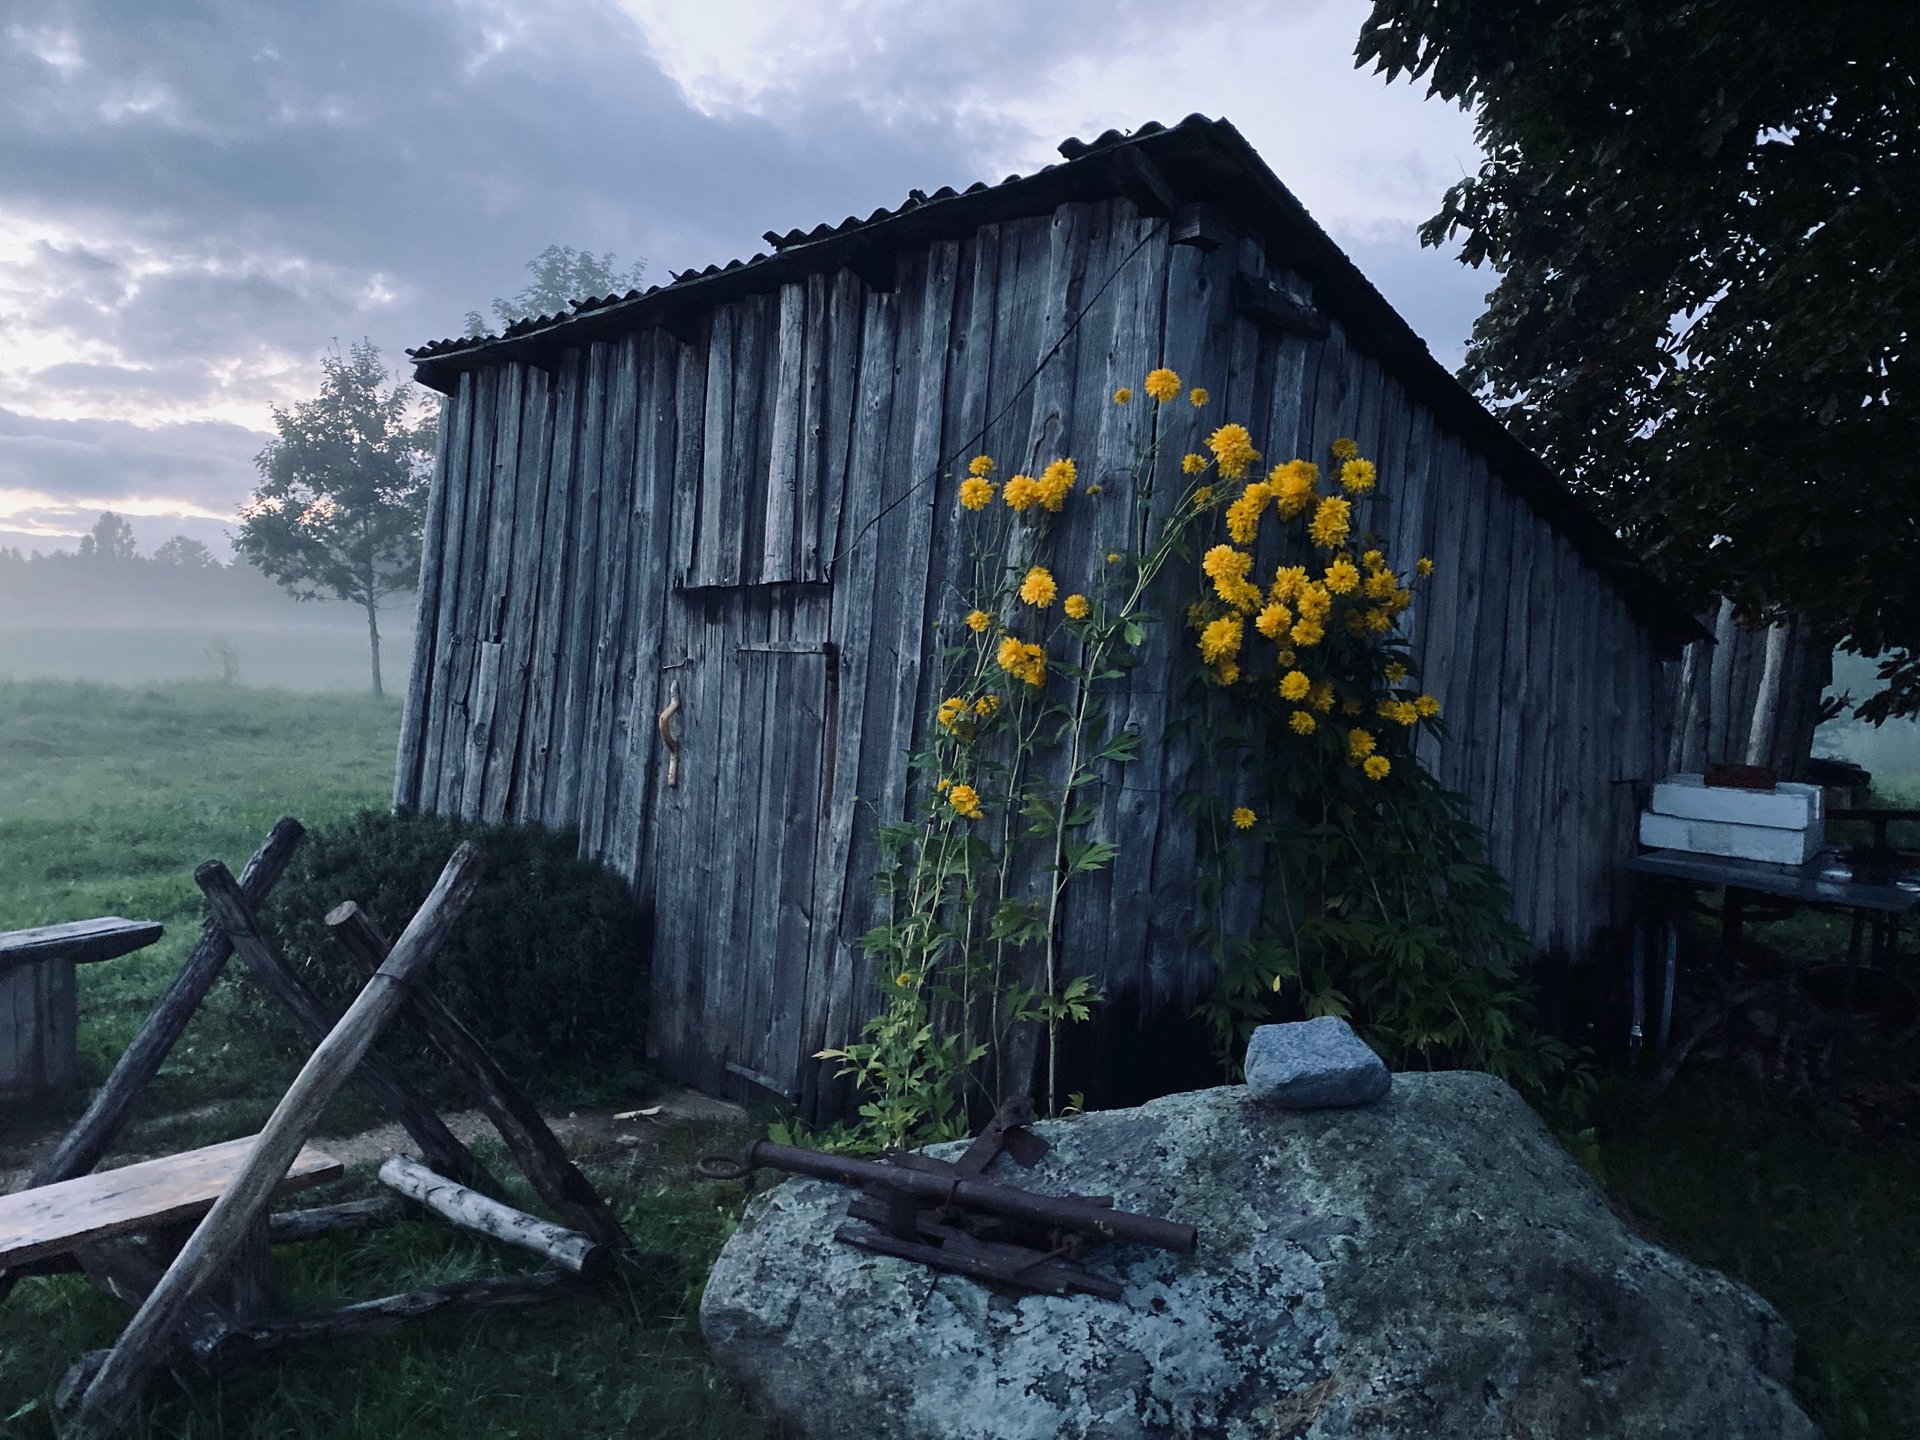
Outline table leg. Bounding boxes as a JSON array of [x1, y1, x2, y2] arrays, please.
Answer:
[[1629, 922, 1646, 1063], [1659, 919, 1679, 1055], [1720, 888, 1747, 973]]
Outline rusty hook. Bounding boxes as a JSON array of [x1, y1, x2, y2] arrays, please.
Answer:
[[657, 681, 682, 788]]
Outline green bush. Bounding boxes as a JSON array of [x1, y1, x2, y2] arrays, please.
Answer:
[[262, 808, 648, 1071]]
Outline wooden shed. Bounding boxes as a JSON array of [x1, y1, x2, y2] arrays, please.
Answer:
[[397, 115, 1700, 1116]]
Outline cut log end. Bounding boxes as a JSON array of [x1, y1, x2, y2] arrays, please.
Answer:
[[323, 901, 361, 928]]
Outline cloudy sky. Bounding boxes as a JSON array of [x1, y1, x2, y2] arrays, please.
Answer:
[[0, 0, 1486, 558]]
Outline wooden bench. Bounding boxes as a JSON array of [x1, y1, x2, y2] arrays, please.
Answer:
[[1, 918, 165, 1104], [0, 1136, 342, 1270]]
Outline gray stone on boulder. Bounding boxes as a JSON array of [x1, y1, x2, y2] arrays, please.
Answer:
[[1245, 1017, 1392, 1108], [700, 1073, 1814, 1440]]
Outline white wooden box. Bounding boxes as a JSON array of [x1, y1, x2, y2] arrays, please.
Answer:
[[1639, 810, 1825, 865], [1649, 774, 1823, 831]]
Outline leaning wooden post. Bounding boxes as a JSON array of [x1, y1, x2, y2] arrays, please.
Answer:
[[65, 843, 486, 1440], [0, 821, 305, 1309], [327, 902, 637, 1254], [194, 862, 501, 1197]]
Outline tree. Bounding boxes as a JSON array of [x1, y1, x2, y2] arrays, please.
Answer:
[[234, 340, 434, 696], [463, 244, 647, 336], [1358, 0, 1920, 720], [152, 535, 218, 570], [76, 512, 137, 563]]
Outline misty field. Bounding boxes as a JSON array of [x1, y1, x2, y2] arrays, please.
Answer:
[[0, 677, 764, 1437], [0, 624, 413, 692]]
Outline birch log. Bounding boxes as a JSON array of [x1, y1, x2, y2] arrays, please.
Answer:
[[377, 1155, 609, 1281], [65, 843, 487, 1440]]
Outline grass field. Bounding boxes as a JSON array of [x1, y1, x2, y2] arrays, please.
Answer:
[[0, 625, 414, 693], [1, 677, 1913, 1436]]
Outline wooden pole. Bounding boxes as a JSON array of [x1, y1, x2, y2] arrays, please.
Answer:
[[194, 861, 500, 1198], [267, 1194, 414, 1245], [66, 843, 486, 1440], [326, 902, 636, 1253], [377, 1156, 610, 1281]]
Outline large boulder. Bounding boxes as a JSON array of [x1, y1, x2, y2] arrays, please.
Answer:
[[700, 1074, 1815, 1440]]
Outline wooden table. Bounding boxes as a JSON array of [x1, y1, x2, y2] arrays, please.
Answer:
[[1618, 848, 1920, 1054], [1, 919, 164, 1103]]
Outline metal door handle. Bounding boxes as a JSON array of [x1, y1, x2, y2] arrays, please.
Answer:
[[657, 684, 682, 788]]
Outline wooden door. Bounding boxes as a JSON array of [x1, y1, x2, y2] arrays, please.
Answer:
[[646, 588, 836, 1102]]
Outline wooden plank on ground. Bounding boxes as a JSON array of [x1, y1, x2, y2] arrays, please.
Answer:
[[0, 1138, 341, 1269]]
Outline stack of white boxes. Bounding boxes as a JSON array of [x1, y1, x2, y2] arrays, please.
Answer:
[[1639, 774, 1826, 865]]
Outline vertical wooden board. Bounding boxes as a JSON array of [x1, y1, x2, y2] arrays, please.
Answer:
[[708, 595, 773, 1098], [1486, 487, 1535, 898], [728, 292, 775, 583], [431, 368, 497, 813], [481, 365, 556, 824], [760, 282, 809, 583], [611, 331, 684, 891], [455, 364, 519, 818], [545, 342, 610, 828], [798, 285, 901, 1119], [1023, 205, 1092, 485], [1438, 451, 1490, 802], [0, 961, 75, 1099], [1518, 527, 1567, 947], [1412, 431, 1468, 779], [810, 269, 865, 576], [690, 306, 737, 588], [459, 640, 503, 823], [394, 393, 456, 809], [1395, 404, 1444, 684], [1464, 460, 1516, 838], [517, 348, 584, 822], [1303, 320, 1358, 463], [580, 336, 644, 860], [415, 376, 476, 812], [975, 216, 1050, 476]]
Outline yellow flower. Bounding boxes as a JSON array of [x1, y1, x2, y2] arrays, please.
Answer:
[[1361, 548, 1385, 571], [1203, 543, 1253, 584], [1004, 473, 1041, 511], [1416, 557, 1435, 578], [1144, 367, 1181, 402], [1225, 483, 1271, 544], [1189, 386, 1209, 407], [1324, 557, 1360, 595], [1339, 457, 1377, 494], [1255, 602, 1293, 640], [948, 783, 985, 820], [1212, 658, 1241, 685], [936, 777, 952, 792], [1231, 806, 1256, 830], [974, 694, 1001, 718], [1390, 587, 1412, 613], [1296, 583, 1331, 621], [968, 455, 997, 477], [1330, 437, 1359, 462], [1181, 452, 1208, 475], [959, 476, 996, 510], [1363, 568, 1397, 600], [1113, 386, 1133, 404], [995, 636, 1048, 688], [1199, 614, 1244, 664], [1279, 669, 1311, 701], [1019, 566, 1057, 607], [1276, 648, 1297, 667], [1415, 693, 1441, 717], [1038, 457, 1077, 512], [1378, 698, 1419, 727], [1289, 617, 1325, 647], [1342, 698, 1363, 716], [1106, 551, 1122, 564], [1364, 606, 1394, 634], [1289, 710, 1317, 735], [1271, 565, 1309, 601], [1385, 660, 1409, 683], [966, 609, 993, 633], [1346, 727, 1377, 760], [1308, 496, 1352, 549], [1063, 593, 1091, 620], [936, 697, 967, 731], [1308, 679, 1336, 713], [1222, 578, 1263, 612], [1362, 754, 1390, 781], [1192, 485, 1215, 507], [1206, 423, 1260, 481], [897, 971, 913, 986]]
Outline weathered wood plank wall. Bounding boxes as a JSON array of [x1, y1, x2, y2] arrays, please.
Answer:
[[395, 195, 1671, 1113]]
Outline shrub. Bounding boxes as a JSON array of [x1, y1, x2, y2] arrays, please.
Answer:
[[262, 808, 648, 1071]]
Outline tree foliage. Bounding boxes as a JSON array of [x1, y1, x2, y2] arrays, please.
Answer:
[[76, 511, 137, 563], [1359, 0, 1920, 719], [234, 340, 432, 696], [464, 244, 648, 337], [151, 535, 218, 569]]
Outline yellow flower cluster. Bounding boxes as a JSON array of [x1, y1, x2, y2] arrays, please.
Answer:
[[996, 636, 1047, 688], [975, 694, 1000, 718], [1113, 386, 1133, 404], [959, 477, 996, 510], [1330, 437, 1359, 461], [1201, 544, 1262, 611], [1207, 424, 1261, 481], [1063, 593, 1091, 620], [1189, 387, 1209, 407], [1231, 806, 1256, 830], [969, 455, 996, 477], [1225, 482, 1271, 544], [1362, 755, 1390, 781], [1270, 460, 1318, 520], [1038, 458, 1075, 511], [1003, 473, 1039, 511], [936, 697, 968, 731], [1340, 458, 1376, 494], [1200, 614, 1243, 665], [1182, 453, 1208, 475], [947, 783, 984, 820], [1019, 566, 1057, 608], [1144, 367, 1182, 402], [1308, 495, 1351, 550], [966, 609, 993, 633]]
